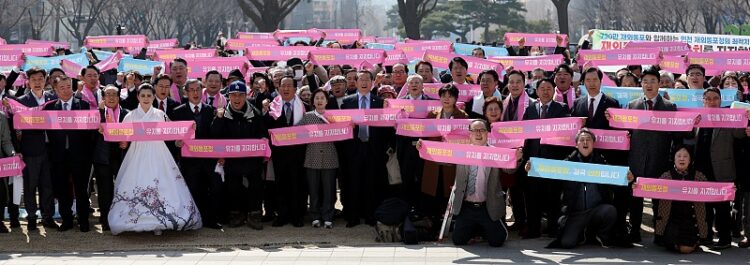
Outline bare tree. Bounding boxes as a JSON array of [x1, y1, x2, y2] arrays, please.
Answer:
[[396, 0, 438, 40], [49, 0, 110, 46], [27, 2, 55, 40], [0, 0, 31, 41], [236, 0, 304, 32]]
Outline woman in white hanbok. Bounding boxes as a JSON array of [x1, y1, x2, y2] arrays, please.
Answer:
[[108, 84, 201, 235]]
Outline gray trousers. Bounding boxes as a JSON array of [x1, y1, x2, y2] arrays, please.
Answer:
[[306, 168, 337, 222], [23, 154, 54, 220]]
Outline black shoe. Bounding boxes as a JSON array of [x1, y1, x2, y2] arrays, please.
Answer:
[[58, 221, 74, 232], [9, 219, 20, 228], [0, 222, 8, 233], [711, 241, 732, 250], [27, 220, 37, 231], [628, 232, 641, 243], [42, 218, 59, 229], [261, 214, 276, 223], [272, 219, 289, 227], [205, 222, 223, 229], [346, 220, 360, 228], [79, 224, 90, 233]]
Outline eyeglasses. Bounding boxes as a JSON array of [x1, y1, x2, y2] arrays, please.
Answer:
[[687, 73, 704, 77], [469, 128, 488, 133]]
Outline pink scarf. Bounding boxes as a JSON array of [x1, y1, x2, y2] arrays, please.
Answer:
[[105, 106, 120, 123], [502, 90, 529, 121], [202, 89, 227, 109], [170, 83, 182, 103], [553, 86, 575, 106], [269, 95, 304, 125], [81, 83, 99, 109]]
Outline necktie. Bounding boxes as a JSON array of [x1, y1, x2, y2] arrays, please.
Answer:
[[284, 102, 292, 124], [194, 105, 200, 116], [562, 92, 568, 105], [588, 98, 596, 118], [63, 102, 69, 111], [358, 96, 369, 141], [208, 96, 214, 106], [63, 102, 69, 149], [646, 99, 654, 110], [467, 166, 478, 196], [159, 101, 165, 111], [541, 104, 548, 119], [507, 98, 516, 120]]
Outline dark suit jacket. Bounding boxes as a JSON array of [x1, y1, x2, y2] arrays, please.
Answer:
[[121, 87, 139, 110], [153, 97, 179, 118], [626, 95, 679, 178], [16, 91, 56, 156], [93, 107, 128, 165], [571, 93, 620, 129], [340, 92, 385, 141], [43, 98, 95, 163], [171, 102, 216, 164], [522, 100, 571, 161]]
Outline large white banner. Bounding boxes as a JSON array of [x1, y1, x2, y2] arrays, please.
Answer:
[[591, 29, 750, 52]]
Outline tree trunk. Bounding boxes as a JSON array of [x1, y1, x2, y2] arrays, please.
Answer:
[[552, 0, 570, 34]]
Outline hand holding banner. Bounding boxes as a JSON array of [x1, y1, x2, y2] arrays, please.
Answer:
[[688, 108, 748, 128], [102, 121, 194, 141], [181, 139, 271, 158], [491, 117, 585, 140], [323, 109, 401, 127], [527, 157, 630, 186], [14, 110, 100, 130], [0, 156, 24, 178], [395, 119, 472, 137], [540, 129, 630, 150], [418, 140, 519, 168], [633, 177, 735, 202], [504, 33, 568, 47]]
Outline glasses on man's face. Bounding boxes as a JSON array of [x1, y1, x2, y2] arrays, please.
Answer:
[[393, 70, 406, 74], [688, 73, 704, 77], [703, 96, 721, 101], [104, 93, 119, 98], [469, 128, 488, 134]]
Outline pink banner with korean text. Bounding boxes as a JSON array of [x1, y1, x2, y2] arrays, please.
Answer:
[[491, 117, 584, 140], [0, 51, 23, 72], [269, 122, 354, 146], [607, 109, 699, 131], [84, 35, 148, 49], [226, 39, 279, 51], [0, 156, 24, 178], [181, 139, 272, 158], [273, 29, 325, 42], [395, 119, 472, 137], [0, 44, 55, 56], [245, 46, 316, 61], [309, 48, 386, 66], [687, 51, 750, 75], [540, 128, 630, 150], [60, 59, 83, 78], [443, 133, 525, 149], [625, 41, 691, 56], [577, 48, 662, 66], [102, 121, 194, 141], [659, 55, 687, 74], [384, 50, 409, 66], [488, 54, 564, 71], [504, 33, 568, 47], [395, 83, 481, 102], [394, 41, 452, 53], [683, 108, 748, 128], [418, 140, 518, 168], [633, 177, 735, 202], [323, 109, 401, 127], [385, 99, 465, 119], [186, 57, 249, 79], [154, 49, 216, 62], [126, 39, 180, 55], [320, 29, 362, 44], [25, 39, 70, 49], [95, 50, 124, 72], [423, 51, 503, 75], [236, 32, 276, 40], [13, 110, 100, 130]]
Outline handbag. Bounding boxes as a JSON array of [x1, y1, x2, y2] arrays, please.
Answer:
[[386, 147, 402, 185]]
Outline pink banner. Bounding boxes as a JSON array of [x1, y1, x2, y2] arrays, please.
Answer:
[[273, 29, 325, 42], [578, 48, 662, 66], [625, 41, 691, 56], [659, 55, 687, 74], [607, 109, 698, 131], [423, 51, 503, 75], [95, 50, 124, 72], [320, 29, 362, 44], [360, 36, 376, 43], [4, 98, 47, 113], [540, 129, 630, 150], [633, 177, 735, 202], [26, 39, 70, 49], [504, 33, 568, 47], [310, 48, 386, 66], [187, 57, 249, 79], [84, 35, 148, 48], [443, 133, 525, 148], [236, 32, 276, 40], [60, 59, 83, 78], [395, 119, 472, 137], [153, 49, 216, 62], [268, 122, 353, 146], [685, 108, 748, 128], [376, 37, 399, 44], [13, 110, 100, 130], [181, 139, 271, 158], [687, 51, 750, 74], [126, 39, 179, 54], [0, 44, 54, 56], [226, 39, 279, 51], [395, 83, 481, 102], [385, 99, 467, 119], [489, 54, 563, 71], [0, 51, 23, 70], [384, 50, 409, 66], [394, 41, 452, 53], [102, 121, 194, 141], [418, 140, 518, 168], [245, 46, 316, 61], [0, 156, 24, 178], [323, 109, 401, 127], [491, 117, 585, 140]]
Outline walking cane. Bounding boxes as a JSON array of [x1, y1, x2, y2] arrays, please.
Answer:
[[438, 185, 456, 242]]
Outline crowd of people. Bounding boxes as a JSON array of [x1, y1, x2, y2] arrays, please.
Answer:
[[0, 30, 749, 255]]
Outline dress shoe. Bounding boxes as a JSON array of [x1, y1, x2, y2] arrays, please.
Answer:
[[324, 221, 333, 229], [711, 241, 732, 250], [739, 238, 750, 248], [228, 212, 246, 227], [0, 222, 9, 233], [58, 221, 74, 232], [628, 231, 641, 243], [9, 219, 20, 228], [41, 218, 59, 229], [261, 214, 276, 223], [27, 219, 37, 231]]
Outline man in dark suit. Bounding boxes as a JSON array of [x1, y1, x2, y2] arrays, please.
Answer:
[[340, 70, 387, 227], [394, 74, 432, 207], [92, 85, 128, 231], [521, 78, 571, 238], [465, 70, 502, 119], [119, 71, 145, 111], [74, 66, 104, 109], [170, 79, 223, 229], [16, 67, 58, 231], [153, 74, 180, 159], [264, 76, 312, 227], [608, 68, 680, 243], [572, 67, 631, 247], [43, 75, 95, 232]]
